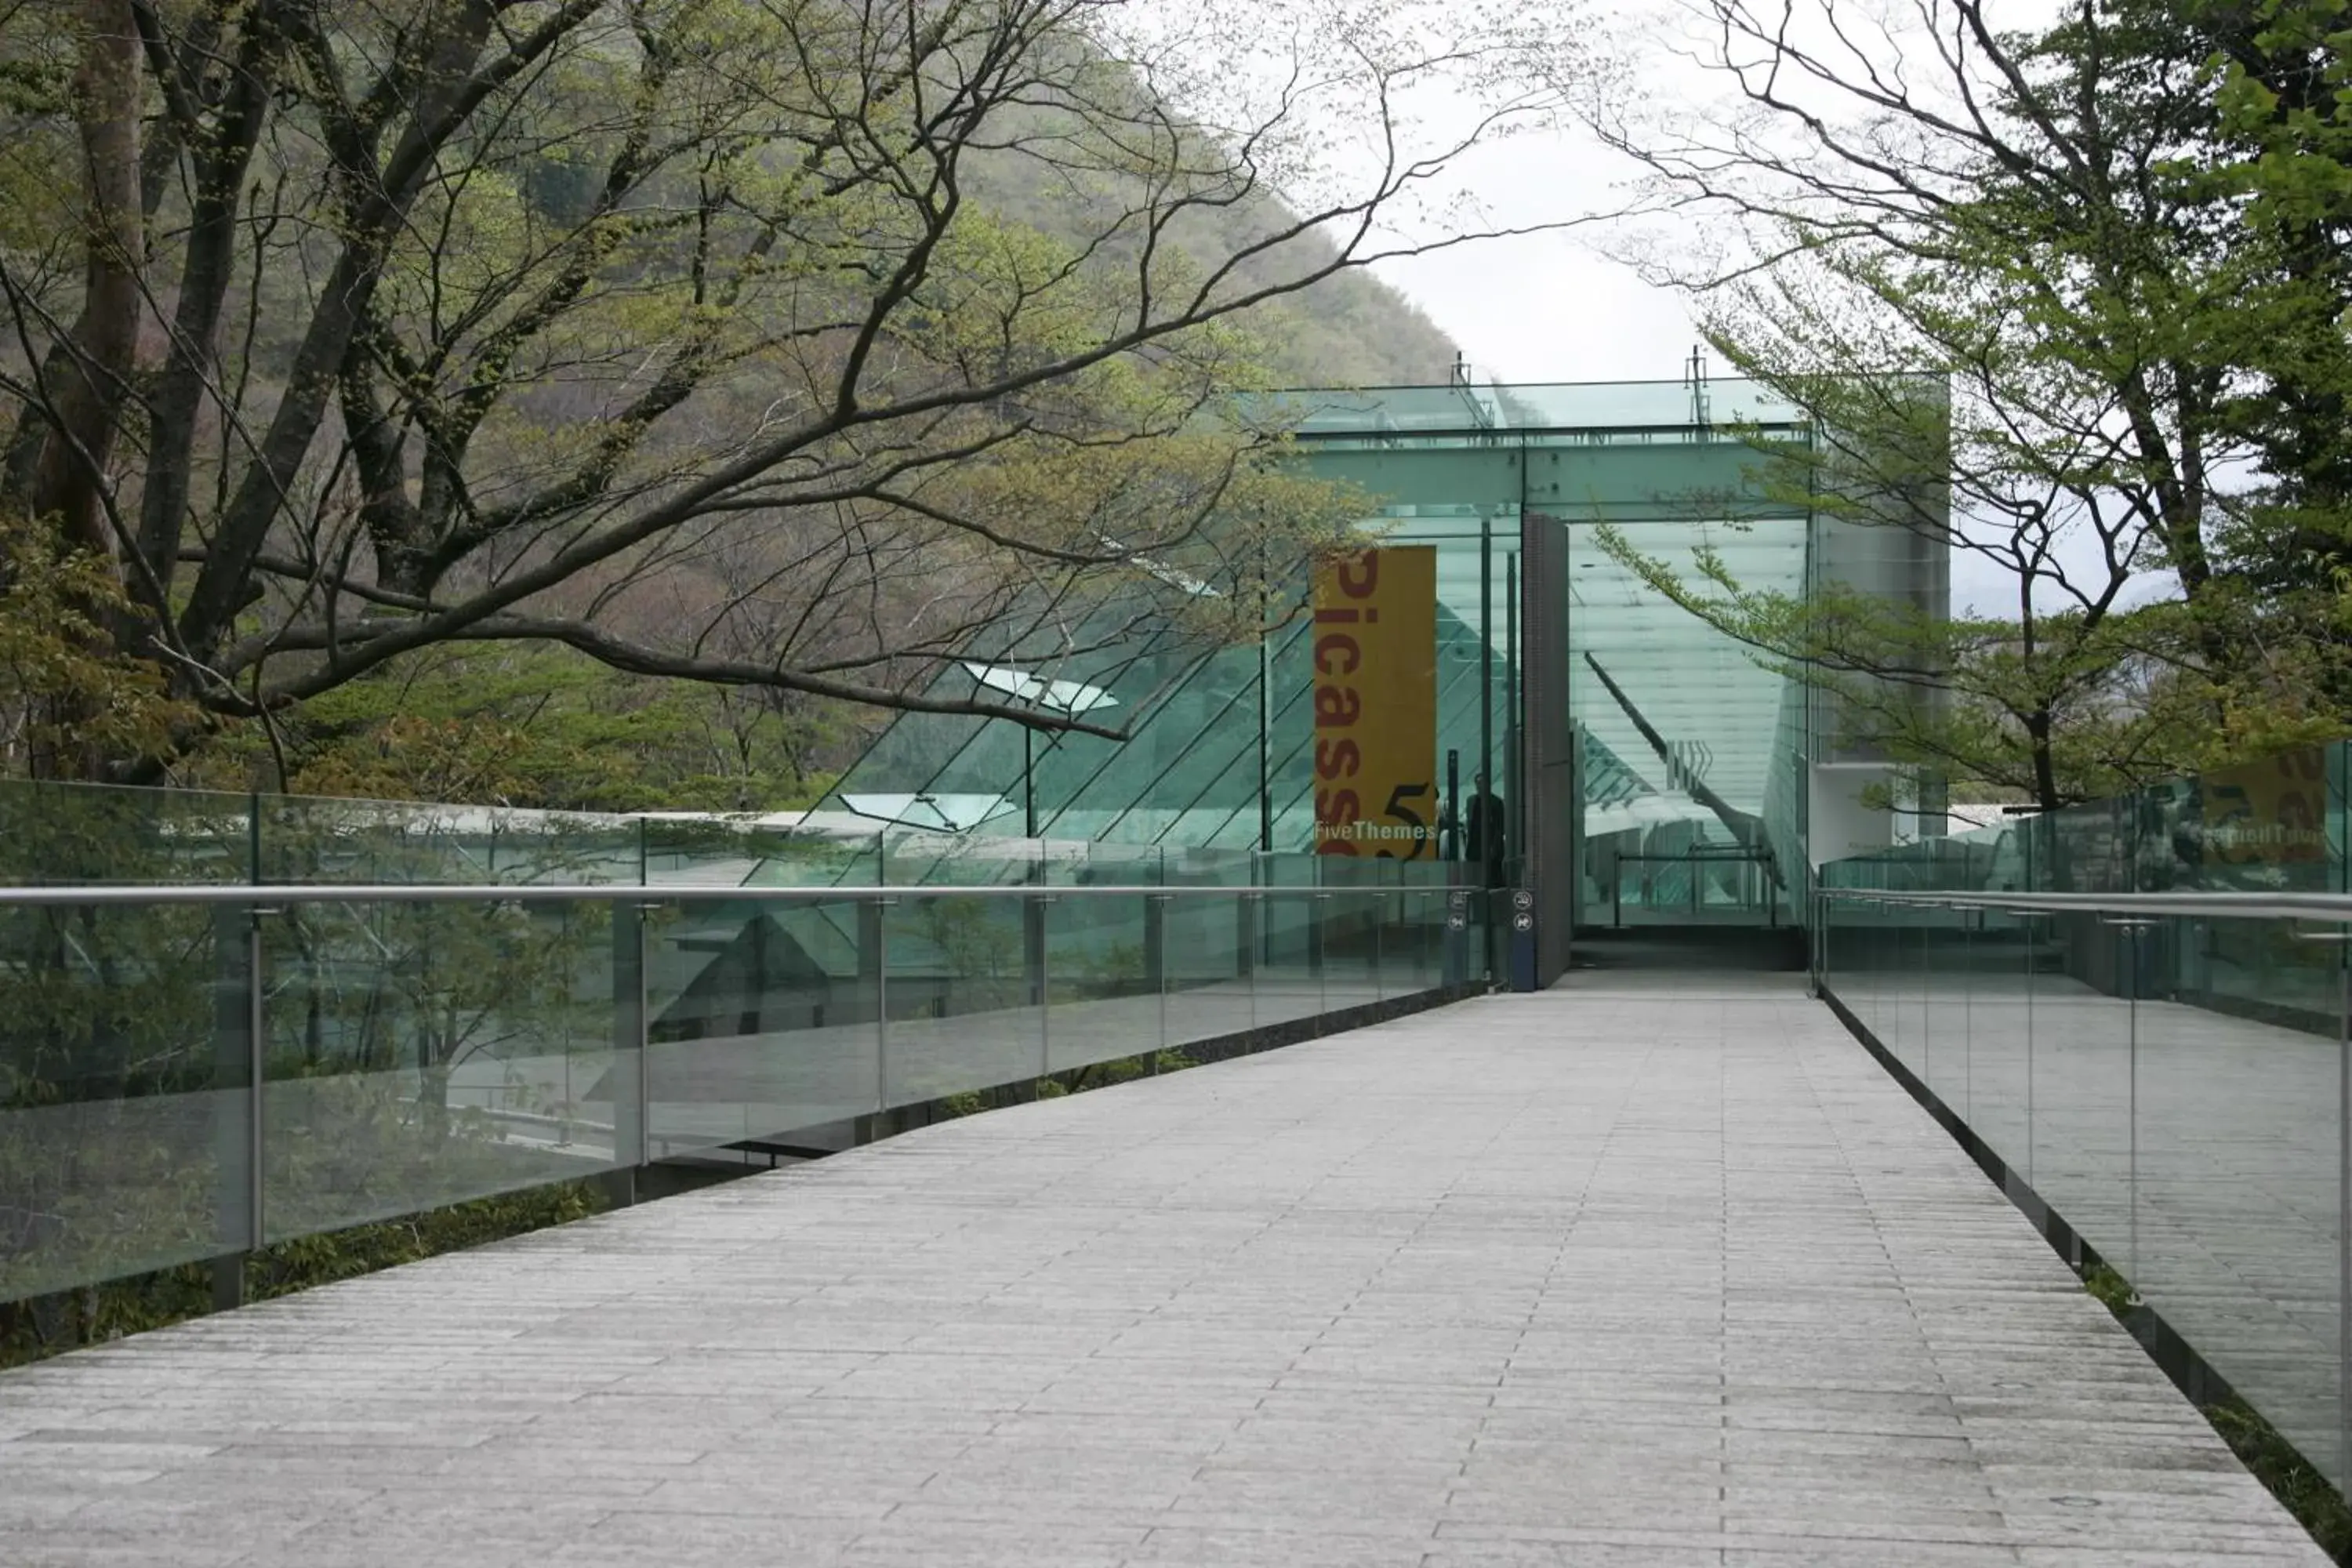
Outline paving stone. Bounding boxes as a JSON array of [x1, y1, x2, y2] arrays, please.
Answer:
[[0, 977, 2332, 1564]]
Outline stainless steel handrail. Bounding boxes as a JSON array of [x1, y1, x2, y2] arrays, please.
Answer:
[[1821, 887, 2352, 921], [0, 881, 1465, 906]]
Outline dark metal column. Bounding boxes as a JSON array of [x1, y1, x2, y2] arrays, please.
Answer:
[[1518, 513, 1576, 988]]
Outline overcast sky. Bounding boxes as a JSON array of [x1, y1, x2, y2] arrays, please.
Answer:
[[1367, 132, 1701, 387], [1356, 129, 2120, 622]]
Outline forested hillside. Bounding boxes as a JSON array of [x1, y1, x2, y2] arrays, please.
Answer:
[[0, 0, 1523, 811]]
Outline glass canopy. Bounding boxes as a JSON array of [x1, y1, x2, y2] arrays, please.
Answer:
[[820, 375, 1946, 934]]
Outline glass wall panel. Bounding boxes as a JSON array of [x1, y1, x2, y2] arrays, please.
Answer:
[[1386, 884, 1441, 996], [1247, 854, 1320, 1025], [644, 896, 877, 1154], [260, 897, 623, 1239], [1162, 893, 1254, 1049], [884, 829, 1038, 888], [2134, 913, 2343, 1486], [1968, 907, 2033, 1180], [1883, 916, 1920, 1079], [1922, 911, 1972, 1115], [0, 900, 245, 1298], [260, 794, 639, 887], [1568, 515, 1806, 931], [2027, 803, 2138, 1276], [643, 817, 880, 889], [883, 893, 1043, 1104], [0, 779, 253, 886], [1819, 746, 2352, 1490], [1317, 866, 1386, 1012], [1044, 894, 1159, 1074]]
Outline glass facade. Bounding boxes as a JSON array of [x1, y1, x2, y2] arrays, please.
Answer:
[[823, 376, 1950, 952]]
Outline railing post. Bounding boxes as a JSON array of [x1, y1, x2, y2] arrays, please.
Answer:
[[245, 909, 266, 1254], [1811, 891, 1825, 998], [2105, 915, 2158, 1298], [1962, 906, 1975, 1122], [209, 905, 258, 1310], [1920, 913, 1933, 1091], [1243, 890, 1261, 1031], [1312, 891, 1330, 1015], [863, 896, 891, 1128], [1145, 893, 1170, 1074], [1443, 884, 1466, 989], [2338, 923, 2350, 1490], [1032, 893, 1054, 1079], [1238, 865, 1258, 982], [606, 899, 647, 1204], [2021, 908, 2038, 1190]]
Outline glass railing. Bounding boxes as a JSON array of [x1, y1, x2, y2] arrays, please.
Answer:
[[1, 782, 1493, 1309], [1814, 739, 2351, 1489]]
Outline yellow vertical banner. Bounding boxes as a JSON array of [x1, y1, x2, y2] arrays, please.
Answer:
[[2201, 745, 2331, 868], [1312, 545, 1437, 858]]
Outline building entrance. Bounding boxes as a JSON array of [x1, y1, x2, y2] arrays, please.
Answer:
[[1592, 849, 1785, 928], [816, 375, 1947, 992]]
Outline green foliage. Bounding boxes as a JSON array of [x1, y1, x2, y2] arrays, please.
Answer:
[[0, 1180, 608, 1371], [1062, 1047, 1197, 1093], [2205, 1398, 2352, 1562], [932, 1046, 1198, 1119], [0, 513, 191, 779], [0, 0, 1531, 782], [192, 644, 852, 811], [2079, 1259, 2352, 1562], [2081, 1262, 2137, 1315], [1594, 0, 2352, 807], [1593, 517, 2248, 809]]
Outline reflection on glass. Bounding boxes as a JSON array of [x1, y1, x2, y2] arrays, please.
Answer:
[[0, 901, 244, 1299], [1044, 895, 1158, 1074], [1255, 891, 1323, 1027], [2135, 914, 2343, 1486], [1569, 518, 1805, 933], [1968, 908, 2031, 1181], [259, 793, 639, 887], [884, 894, 1042, 1104], [1163, 894, 1254, 1048], [259, 897, 623, 1240], [645, 896, 877, 1155], [1817, 743, 2352, 1488]]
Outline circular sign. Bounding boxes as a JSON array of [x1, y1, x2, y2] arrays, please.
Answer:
[[1511, 889, 1534, 911], [1512, 912, 1534, 933], [1446, 914, 1468, 931], [1447, 890, 1471, 909]]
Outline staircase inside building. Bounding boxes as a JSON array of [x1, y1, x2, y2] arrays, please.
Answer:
[[1570, 925, 1807, 971]]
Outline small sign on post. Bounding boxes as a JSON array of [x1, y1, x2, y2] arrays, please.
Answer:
[[1508, 888, 1538, 993]]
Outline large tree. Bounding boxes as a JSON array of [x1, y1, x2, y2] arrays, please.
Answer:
[[1581, 0, 2352, 811], [0, 0, 1585, 779]]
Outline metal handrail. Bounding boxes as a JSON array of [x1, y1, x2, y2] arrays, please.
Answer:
[[0, 881, 1468, 907], [1821, 887, 2352, 922]]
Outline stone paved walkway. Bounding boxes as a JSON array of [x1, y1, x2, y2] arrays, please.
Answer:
[[0, 976, 2328, 1566]]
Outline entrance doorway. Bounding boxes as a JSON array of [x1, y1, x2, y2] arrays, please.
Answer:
[[1518, 512, 1811, 981], [1595, 848, 1784, 928]]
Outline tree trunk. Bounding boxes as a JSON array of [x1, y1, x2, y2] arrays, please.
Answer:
[[419, 1029, 449, 1149], [2022, 708, 2074, 895], [136, 5, 281, 603], [16, 0, 144, 560], [2, 2, 147, 782]]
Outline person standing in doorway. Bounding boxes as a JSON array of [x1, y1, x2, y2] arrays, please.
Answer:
[[1464, 771, 1505, 887]]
